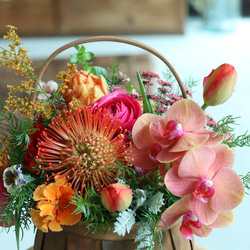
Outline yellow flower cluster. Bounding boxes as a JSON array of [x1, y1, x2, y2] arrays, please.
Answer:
[[0, 144, 11, 177], [57, 63, 77, 94], [0, 25, 34, 78]]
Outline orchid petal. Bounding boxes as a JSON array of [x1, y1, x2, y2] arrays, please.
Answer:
[[190, 194, 218, 225], [159, 195, 190, 229], [207, 144, 234, 177], [192, 224, 213, 238], [156, 147, 186, 163], [169, 133, 209, 152], [165, 166, 198, 196], [211, 168, 245, 211], [132, 113, 160, 149], [164, 99, 207, 131], [208, 210, 235, 229], [130, 145, 160, 169], [178, 146, 216, 179]]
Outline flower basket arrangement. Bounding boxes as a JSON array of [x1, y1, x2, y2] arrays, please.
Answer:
[[0, 25, 250, 250]]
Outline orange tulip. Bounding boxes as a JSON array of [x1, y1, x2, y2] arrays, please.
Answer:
[[30, 176, 81, 232], [202, 64, 237, 109], [62, 70, 108, 109], [101, 183, 132, 213]]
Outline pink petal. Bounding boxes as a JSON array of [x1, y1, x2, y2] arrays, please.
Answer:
[[156, 147, 186, 163], [190, 194, 218, 225], [207, 144, 234, 177], [130, 145, 160, 169], [165, 166, 198, 196], [208, 210, 235, 229], [150, 119, 173, 146], [169, 133, 209, 152], [132, 113, 160, 150], [178, 146, 216, 179], [164, 99, 207, 132], [203, 131, 223, 147], [192, 224, 213, 238], [159, 195, 191, 229], [211, 168, 245, 211]]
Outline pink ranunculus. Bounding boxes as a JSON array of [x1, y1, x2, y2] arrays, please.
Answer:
[[100, 183, 132, 213], [202, 63, 237, 108], [92, 89, 142, 133]]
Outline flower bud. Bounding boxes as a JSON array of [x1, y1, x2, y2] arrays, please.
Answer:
[[62, 70, 108, 109], [101, 183, 132, 213], [202, 63, 237, 109]]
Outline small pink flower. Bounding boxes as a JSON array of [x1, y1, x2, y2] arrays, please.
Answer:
[[101, 183, 132, 213], [37, 80, 58, 100], [165, 144, 245, 224], [92, 89, 142, 132], [203, 63, 237, 108]]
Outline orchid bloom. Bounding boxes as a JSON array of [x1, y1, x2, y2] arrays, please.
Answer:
[[165, 144, 245, 224], [158, 195, 235, 240], [131, 99, 223, 167]]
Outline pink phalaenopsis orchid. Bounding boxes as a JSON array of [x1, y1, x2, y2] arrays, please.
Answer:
[[165, 144, 245, 224], [131, 99, 223, 169], [158, 195, 235, 240]]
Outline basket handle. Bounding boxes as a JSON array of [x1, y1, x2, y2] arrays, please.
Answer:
[[32, 36, 187, 102]]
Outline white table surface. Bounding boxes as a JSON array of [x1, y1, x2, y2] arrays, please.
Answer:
[[1, 17, 250, 250]]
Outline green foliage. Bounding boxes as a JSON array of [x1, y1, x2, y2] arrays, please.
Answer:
[[70, 45, 107, 77], [137, 71, 153, 114], [212, 115, 250, 148], [71, 163, 179, 249], [241, 171, 250, 195]]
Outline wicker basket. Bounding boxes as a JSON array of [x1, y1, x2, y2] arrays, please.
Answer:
[[32, 36, 190, 250]]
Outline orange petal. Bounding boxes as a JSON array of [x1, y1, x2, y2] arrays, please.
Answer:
[[33, 184, 46, 201]]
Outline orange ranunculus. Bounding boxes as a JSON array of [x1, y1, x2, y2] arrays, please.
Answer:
[[62, 70, 109, 109], [30, 176, 81, 233]]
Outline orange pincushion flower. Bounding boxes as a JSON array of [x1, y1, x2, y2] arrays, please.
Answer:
[[36, 106, 131, 194], [30, 176, 81, 233]]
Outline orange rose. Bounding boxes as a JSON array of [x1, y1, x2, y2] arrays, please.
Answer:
[[62, 70, 108, 109], [30, 176, 81, 232]]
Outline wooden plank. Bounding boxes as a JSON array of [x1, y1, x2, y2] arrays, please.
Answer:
[[57, 0, 187, 35], [0, 0, 56, 36]]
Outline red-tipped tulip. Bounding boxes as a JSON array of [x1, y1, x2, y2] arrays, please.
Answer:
[[101, 183, 132, 213], [202, 63, 237, 109]]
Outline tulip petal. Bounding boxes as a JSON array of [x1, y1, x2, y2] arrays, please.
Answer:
[[211, 168, 245, 211], [132, 113, 160, 150]]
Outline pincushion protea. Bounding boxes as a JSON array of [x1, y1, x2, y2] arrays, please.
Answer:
[[36, 106, 131, 194]]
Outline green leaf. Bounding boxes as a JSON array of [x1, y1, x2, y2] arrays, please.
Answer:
[[93, 66, 108, 77], [125, 82, 134, 93], [137, 71, 153, 114]]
